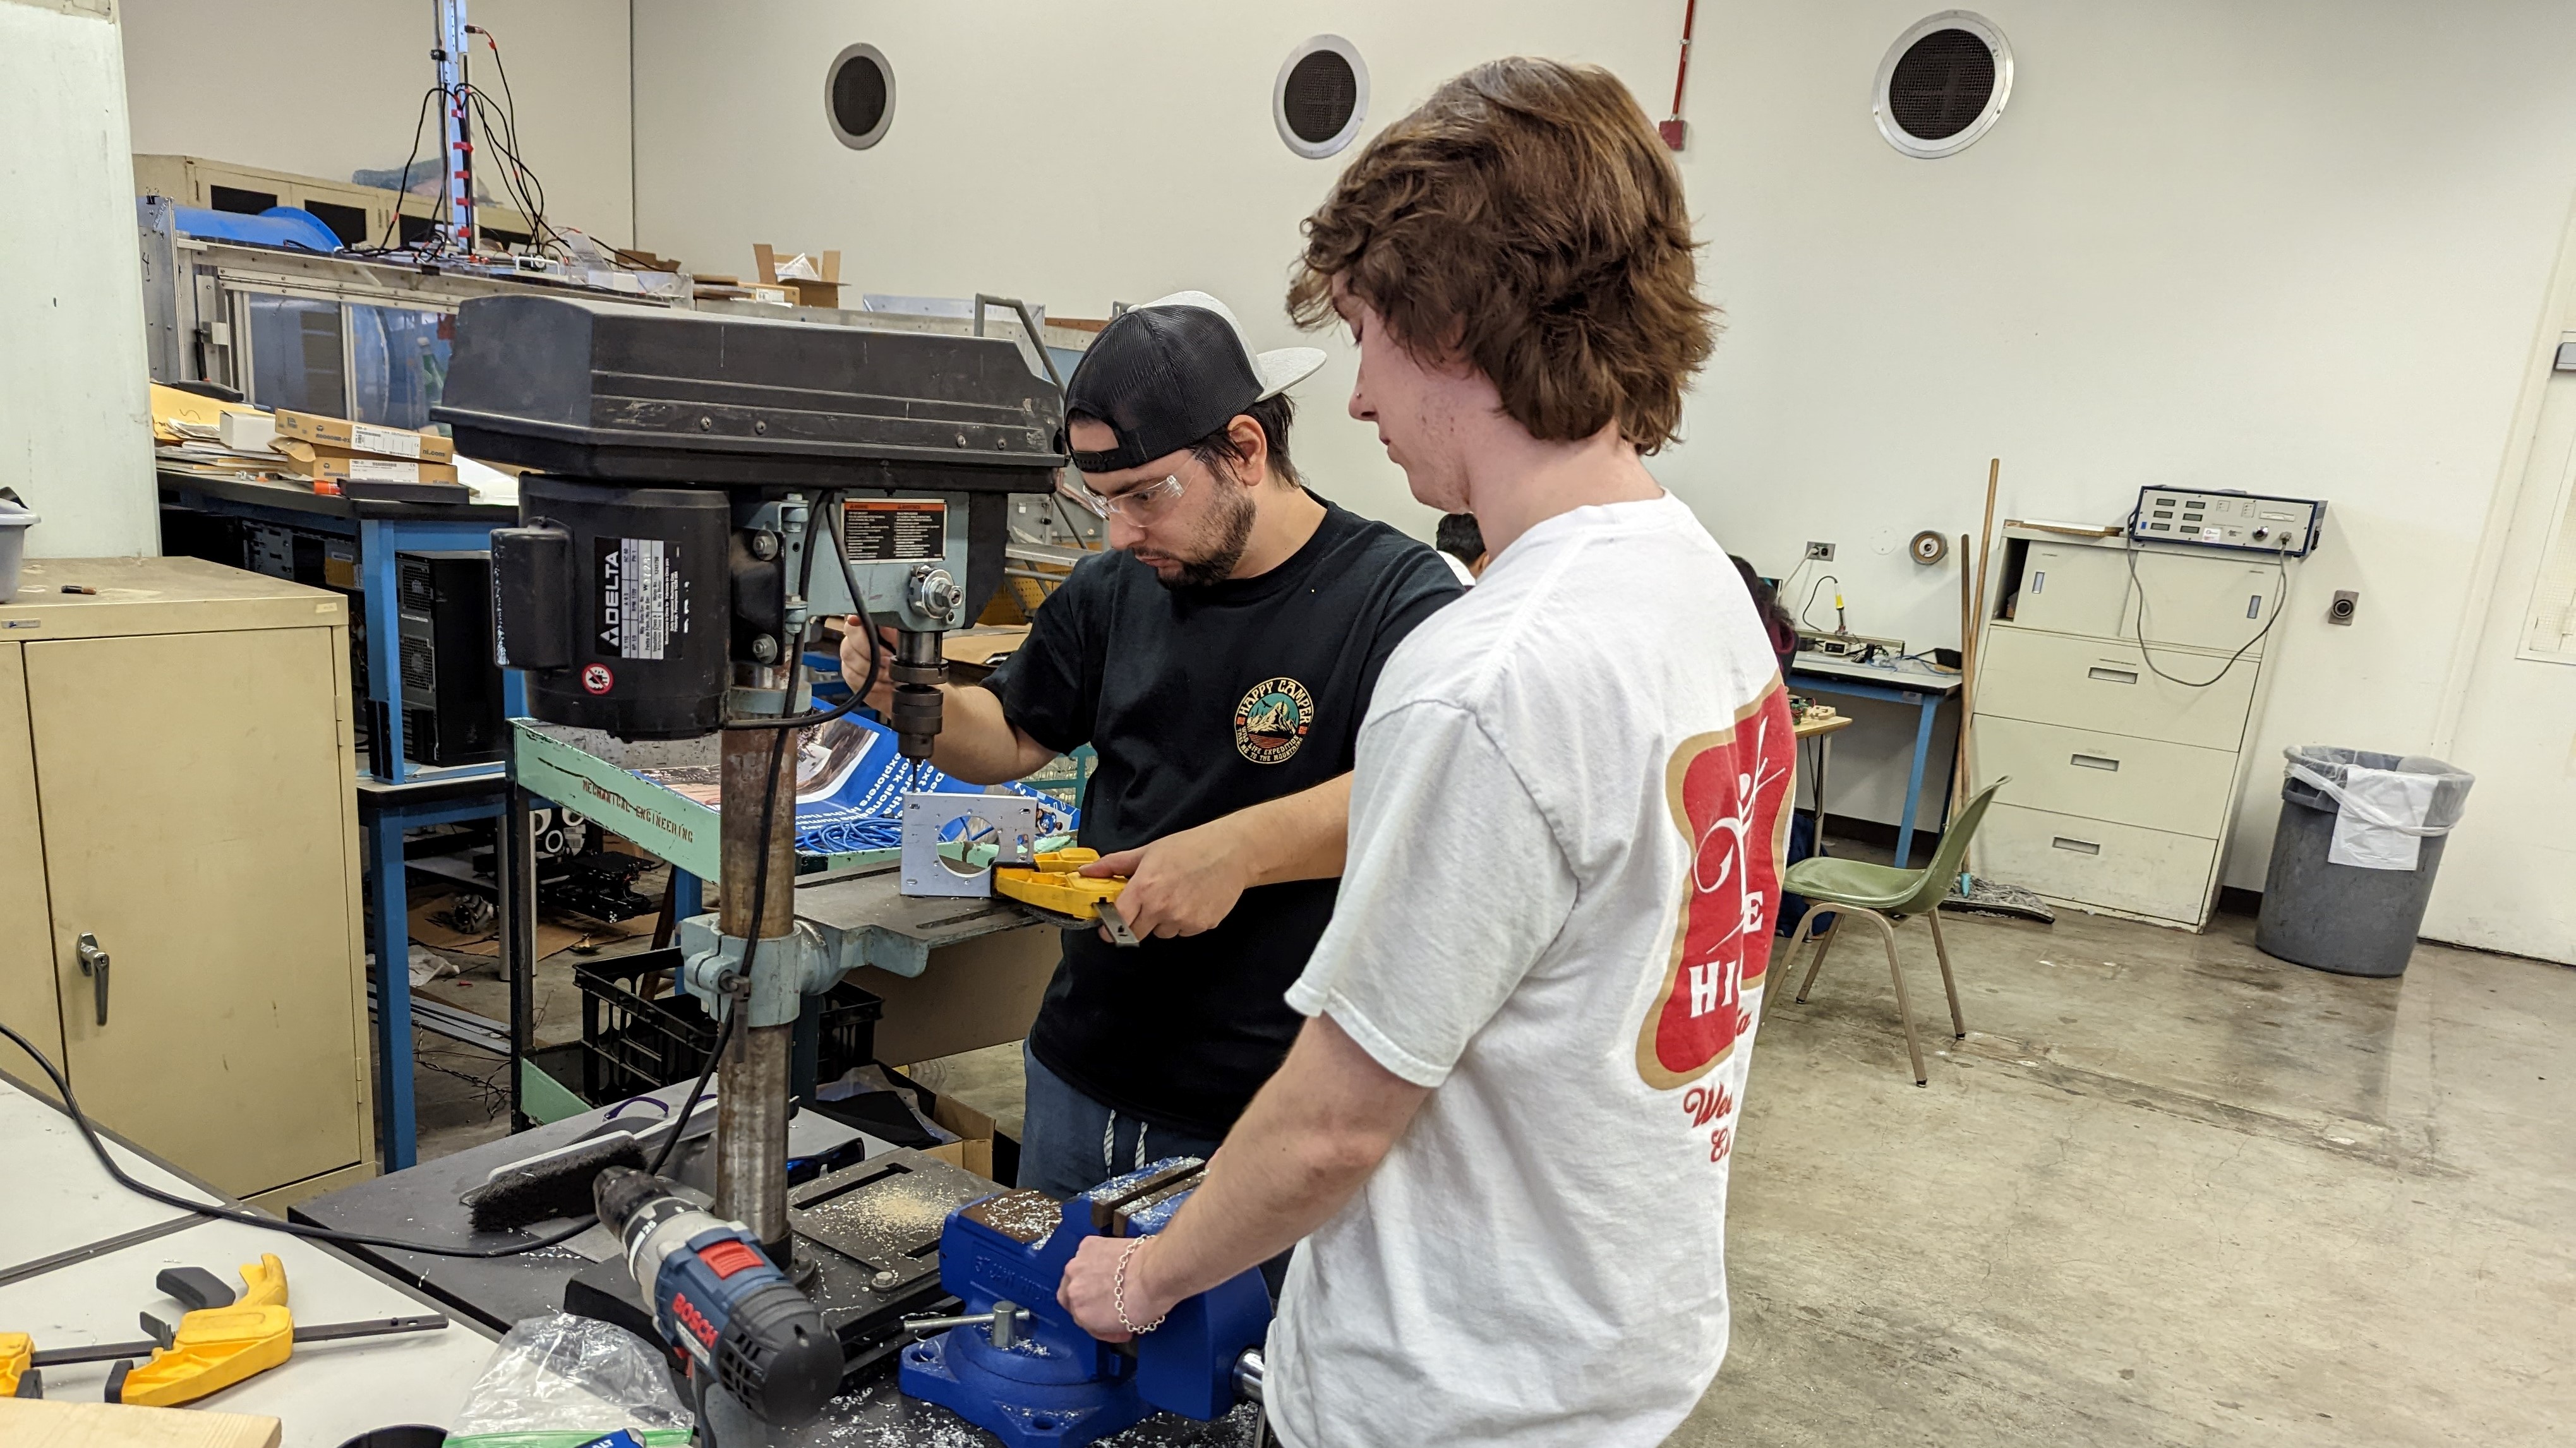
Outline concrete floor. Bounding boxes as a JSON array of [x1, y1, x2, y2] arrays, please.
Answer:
[[1680, 906, 2575, 1447], [404, 871, 2576, 1445]]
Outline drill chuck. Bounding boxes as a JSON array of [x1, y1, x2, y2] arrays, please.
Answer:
[[890, 629, 948, 760], [593, 1167, 841, 1428]]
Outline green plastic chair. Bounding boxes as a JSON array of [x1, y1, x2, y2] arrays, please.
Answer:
[[1779, 780, 2006, 1086]]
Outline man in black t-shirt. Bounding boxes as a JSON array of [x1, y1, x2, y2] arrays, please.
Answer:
[[840, 290, 1459, 1199]]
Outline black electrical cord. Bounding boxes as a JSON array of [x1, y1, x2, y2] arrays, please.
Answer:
[[0, 513, 838, 1253], [466, 89, 562, 258], [353, 88, 442, 256], [2121, 508, 2290, 688], [1798, 573, 1842, 633], [467, 93, 547, 242], [0, 1015, 594, 1259], [724, 493, 886, 731]]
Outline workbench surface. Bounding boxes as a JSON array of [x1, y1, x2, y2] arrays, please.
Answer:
[[0, 1077, 498, 1447]]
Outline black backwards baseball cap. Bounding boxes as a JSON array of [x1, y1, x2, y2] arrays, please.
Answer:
[[1059, 290, 1328, 474]]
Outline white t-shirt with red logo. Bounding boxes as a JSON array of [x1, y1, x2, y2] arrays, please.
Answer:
[[1267, 492, 1793, 1448]]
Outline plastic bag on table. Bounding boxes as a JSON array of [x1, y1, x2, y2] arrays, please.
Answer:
[[443, 1311, 694, 1448]]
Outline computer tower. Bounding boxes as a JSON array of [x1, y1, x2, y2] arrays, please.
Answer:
[[397, 550, 505, 767]]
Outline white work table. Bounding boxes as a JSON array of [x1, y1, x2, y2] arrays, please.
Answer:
[[0, 1077, 498, 1445]]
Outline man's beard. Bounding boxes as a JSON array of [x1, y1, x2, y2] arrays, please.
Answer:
[[1157, 488, 1257, 590]]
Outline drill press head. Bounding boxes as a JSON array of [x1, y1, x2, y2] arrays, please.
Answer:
[[437, 293, 1066, 746]]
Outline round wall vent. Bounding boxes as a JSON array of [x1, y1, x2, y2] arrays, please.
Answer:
[[1275, 35, 1368, 159], [826, 44, 895, 150], [1874, 13, 2011, 159]]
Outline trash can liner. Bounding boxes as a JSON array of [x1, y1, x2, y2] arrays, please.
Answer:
[[2256, 747, 2475, 976], [2286, 762, 2448, 871]]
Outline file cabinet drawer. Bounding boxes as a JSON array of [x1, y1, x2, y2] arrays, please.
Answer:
[[1973, 715, 2238, 839], [2006, 540, 2282, 655], [1977, 626, 2259, 751], [1976, 803, 2221, 926]]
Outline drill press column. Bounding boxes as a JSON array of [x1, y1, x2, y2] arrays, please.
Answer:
[[716, 685, 801, 1252]]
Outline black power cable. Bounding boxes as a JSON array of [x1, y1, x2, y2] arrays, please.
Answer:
[[2120, 508, 2290, 688], [1798, 573, 1842, 633], [0, 1014, 593, 1259], [353, 88, 443, 257], [0, 509, 858, 1255], [726, 494, 886, 732]]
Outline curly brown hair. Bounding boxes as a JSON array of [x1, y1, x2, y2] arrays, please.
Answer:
[[1287, 57, 1718, 453]]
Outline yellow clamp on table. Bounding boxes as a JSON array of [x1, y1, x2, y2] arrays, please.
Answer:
[[117, 1305, 296, 1406], [116, 1254, 294, 1408], [7, 1253, 442, 1406], [993, 849, 1140, 946]]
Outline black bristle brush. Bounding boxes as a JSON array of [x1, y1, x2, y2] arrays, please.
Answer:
[[460, 1132, 648, 1233]]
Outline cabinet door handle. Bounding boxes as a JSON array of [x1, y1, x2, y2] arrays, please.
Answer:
[[2069, 753, 2121, 771], [2051, 837, 2103, 855], [2087, 666, 2140, 685], [75, 933, 110, 1027]]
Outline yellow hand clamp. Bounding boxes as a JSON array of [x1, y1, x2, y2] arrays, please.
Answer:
[[5, 1254, 443, 1406], [993, 849, 1139, 945]]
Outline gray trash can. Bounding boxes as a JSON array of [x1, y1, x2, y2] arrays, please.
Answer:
[[2255, 746, 2474, 976]]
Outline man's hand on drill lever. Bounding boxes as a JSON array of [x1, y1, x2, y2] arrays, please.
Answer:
[[836, 616, 901, 715], [1081, 823, 1252, 941]]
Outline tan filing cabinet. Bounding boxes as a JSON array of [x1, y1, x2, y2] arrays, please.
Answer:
[[1971, 527, 2296, 930], [0, 558, 373, 1207]]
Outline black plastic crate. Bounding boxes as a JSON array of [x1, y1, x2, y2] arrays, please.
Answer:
[[570, 947, 883, 1106]]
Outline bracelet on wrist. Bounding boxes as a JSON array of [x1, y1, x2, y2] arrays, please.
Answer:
[[1112, 1236, 1167, 1336]]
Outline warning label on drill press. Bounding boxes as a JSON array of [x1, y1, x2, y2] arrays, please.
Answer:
[[841, 499, 947, 562], [595, 537, 687, 661]]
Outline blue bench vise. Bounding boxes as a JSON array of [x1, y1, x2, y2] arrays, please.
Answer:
[[898, 1158, 1270, 1448]]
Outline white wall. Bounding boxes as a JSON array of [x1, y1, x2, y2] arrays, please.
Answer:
[[632, 1, 2576, 950], [121, 0, 634, 247], [0, 0, 157, 558], [1687, 1, 2576, 910]]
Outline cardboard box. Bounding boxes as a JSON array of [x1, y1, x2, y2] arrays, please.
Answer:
[[280, 449, 460, 487], [858, 926, 1057, 1067], [270, 408, 457, 463], [752, 243, 843, 309], [217, 410, 279, 453]]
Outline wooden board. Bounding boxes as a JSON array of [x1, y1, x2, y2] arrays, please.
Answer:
[[0, 1398, 281, 1448]]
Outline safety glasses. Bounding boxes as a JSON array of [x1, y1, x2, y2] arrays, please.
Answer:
[[1066, 472, 1188, 524]]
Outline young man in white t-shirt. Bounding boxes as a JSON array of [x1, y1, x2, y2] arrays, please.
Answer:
[[1057, 57, 1795, 1447]]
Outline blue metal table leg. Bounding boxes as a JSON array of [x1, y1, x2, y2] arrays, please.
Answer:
[[1893, 691, 1939, 869], [367, 808, 418, 1170], [672, 870, 702, 921]]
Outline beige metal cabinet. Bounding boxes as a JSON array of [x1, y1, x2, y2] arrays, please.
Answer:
[[2010, 537, 2287, 655], [0, 558, 373, 1206], [1971, 526, 2295, 929], [133, 153, 536, 249]]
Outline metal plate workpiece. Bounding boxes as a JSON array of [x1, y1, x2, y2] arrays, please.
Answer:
[[901, 790, 1039, 899]]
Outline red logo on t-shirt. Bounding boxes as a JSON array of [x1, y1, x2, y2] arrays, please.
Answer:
[[1634, 684, 1795, 1091]]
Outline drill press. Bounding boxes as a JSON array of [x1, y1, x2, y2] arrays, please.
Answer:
[[437, 292, 1064, 1259]]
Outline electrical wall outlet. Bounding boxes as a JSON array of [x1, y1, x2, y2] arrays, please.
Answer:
[[2328, 590, 2358, 625], [1804, 541, 1835, 561]]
